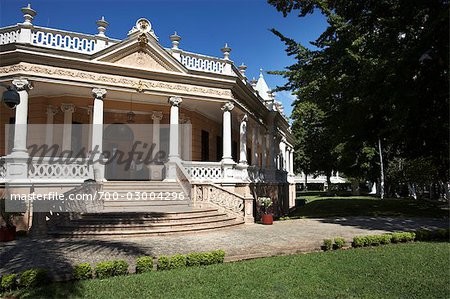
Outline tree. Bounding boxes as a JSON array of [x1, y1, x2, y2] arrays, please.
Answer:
[[269, 0, 449, 196]]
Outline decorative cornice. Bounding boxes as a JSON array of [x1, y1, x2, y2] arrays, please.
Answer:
[[221, 101, 234, 112], [0, 63, 233, 99], [169, 96, 182, 107], [12, 78, 33, 91], [92, 87, 107, 100]]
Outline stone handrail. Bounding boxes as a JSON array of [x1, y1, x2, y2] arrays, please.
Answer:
[[174, 161, 192, 199], [180, 51, 231, 75], [192, 183, 245, 220], [0, 26, 20, 45], [182, 161, 223, 182], [0, 157, 5, 182], [31, 26, 117, 54], [28, 157, 94, 182]]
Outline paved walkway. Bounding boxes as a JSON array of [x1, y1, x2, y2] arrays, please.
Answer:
[[1, 217, 448, 280]]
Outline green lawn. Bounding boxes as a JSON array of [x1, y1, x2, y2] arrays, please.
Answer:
[[15, 242, 450, 299], [291, 194, 448, 218]]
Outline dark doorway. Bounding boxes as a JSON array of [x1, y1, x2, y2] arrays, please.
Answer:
[[201, 130, 209, 161]]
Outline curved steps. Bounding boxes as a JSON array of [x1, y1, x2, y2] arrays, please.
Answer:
[[49, 207, 244, 237]]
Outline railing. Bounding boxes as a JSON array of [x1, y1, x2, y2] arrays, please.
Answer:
[[193, 183, 245, 219], [28, 157, 94, 181], [0, 26, 19, 45], [182, 161, 223, 182], [180, 51, 227, 74], [175, 161, 192, 199], [0, 157, 6, 182], [31, 26, 111, 54]]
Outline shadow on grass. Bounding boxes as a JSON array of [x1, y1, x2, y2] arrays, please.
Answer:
[[0, 237, 151, 299]]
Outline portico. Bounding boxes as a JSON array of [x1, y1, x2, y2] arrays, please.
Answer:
[[0, 5, 295, 232]]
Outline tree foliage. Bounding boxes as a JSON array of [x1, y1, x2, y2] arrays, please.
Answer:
[[269, 0, 449, 195]]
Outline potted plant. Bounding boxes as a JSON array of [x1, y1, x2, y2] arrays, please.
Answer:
[[258, 197, 273, 225], [0, 198, 21, 242]]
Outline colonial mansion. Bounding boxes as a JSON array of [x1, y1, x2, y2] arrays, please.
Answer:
[[0, 5, 295, 235]]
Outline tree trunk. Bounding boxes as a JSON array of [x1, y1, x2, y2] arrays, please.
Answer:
[[378, 138, 385, 199], [326, 173, 332, 195], [304, 173, 308, 191], [408, 183, 417, 199]]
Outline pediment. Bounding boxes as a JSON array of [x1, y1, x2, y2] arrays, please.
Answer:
[[113, 47, 174, 71], [94, 35, 186, 73]]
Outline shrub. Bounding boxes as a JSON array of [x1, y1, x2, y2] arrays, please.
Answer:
[[157, 256, 170, 271], [186, 252, 202, 267], [169, 254, 186, 269], [379, 234, 392, 245], [435, 228, 449, 241], [136, 256, 153, 274], [95, 260, 129, 279], [415, 229, 433, 241], [199, 252, 215, 265], [352, 236, 366, 247], [333, 238, 346, 250], [322, 239, 333, 251], [210, 250, 225, 264], [73, 263, 93, 280], [1, 274, 18, 291], [19, 269, 48, 289], [366, 235, 381, 246], [391, 232, 415, 243]]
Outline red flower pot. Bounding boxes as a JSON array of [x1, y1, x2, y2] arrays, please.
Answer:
[[0, 226, 16, 242], [261, 214, 273, 225]]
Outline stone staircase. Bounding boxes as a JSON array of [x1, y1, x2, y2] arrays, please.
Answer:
[[49, 181, 244, 237]]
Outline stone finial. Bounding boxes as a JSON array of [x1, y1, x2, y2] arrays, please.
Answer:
[[221, 43, 231, 60], [259, 68, 264, 78], [96, 16, 109, 37], [250, 77, 257, 88], [21, 4, 36, 26], [238, 63, 247, 77], [170, 32, 181, 50]]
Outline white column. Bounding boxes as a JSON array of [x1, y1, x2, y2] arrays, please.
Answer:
[[151, 111, 163, 154], [251, 124, 258, 166], [279, 138, 286, 171], [61, 103, 75, 152], [286, 147, 290, 173], [168, 97, 182, 161], [180, 114, 191, 161], [261, 131, 267, 168], [91, 88, 106, 181], [221, 101, 234, 164], [289, 149, 294, 174], [45, 105, 57, 147], [238, 114, 248, 165], [10, 79, 32, 157], [87, 105, 93, 151]]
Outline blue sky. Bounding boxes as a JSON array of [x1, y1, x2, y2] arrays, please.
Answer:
[[0, 0, 327, 117]]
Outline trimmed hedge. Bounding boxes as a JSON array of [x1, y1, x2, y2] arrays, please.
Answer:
[[169, 254, 187, 269], [157, 256, 170, 271], [415, 228, 449, 242], [390, 232, 415, 243], [19, 269, 48, 289], [135, 256, 153, 274], [1, 274, 18, 291], [333, 238, 346, 250], [95, 260, 129, 279], [322, 239, 333, 251], [158, 250, 226, 270], [73, 263, 93, 280]]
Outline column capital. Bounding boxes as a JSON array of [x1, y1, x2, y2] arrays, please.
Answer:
[[12, 78, 33, 91], [239, 113, 248, 123], [180, 113, 190, 124], [169, 96, 182, 107], [151, 111, 163, 121], [92, 87, 107, 100], [46, 105, 58, 116], [221, 101, 234, 112], [61, 103, 75, 113]]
